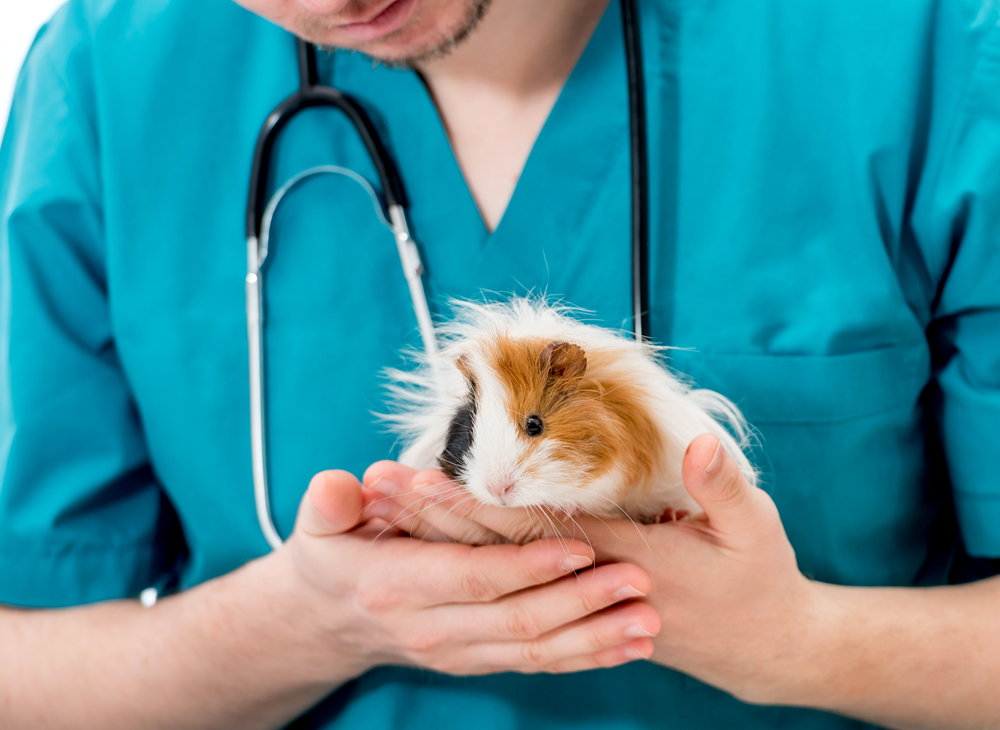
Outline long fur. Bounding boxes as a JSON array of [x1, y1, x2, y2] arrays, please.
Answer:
[[381, 298, 758, 522]]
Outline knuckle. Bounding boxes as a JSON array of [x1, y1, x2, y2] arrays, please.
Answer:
[[503, 606, 542, 639], [535, 659, 565, 675], [459, 569, 499, 602], [717, 471, 748, 506], [354, 580, 397, 614], [519, 640, 549, 669], [577, 585, 604, 615], [403, 629, 444, 656], [508, 523, 542, 546], [584, 625, 610, 653]]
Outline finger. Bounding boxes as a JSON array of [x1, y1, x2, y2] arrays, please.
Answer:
[[365, 464, 505, 543], [363, 478, 507, 545], [471, 601, 660, 674], [294, 470, 365, 538], [452, 638, 653, 675], [442, 561, 652, 641], [412, 537, 595, 606], [681, 433, 766, 534], [411, 473, 656, 561], [544, 637, 654, 673], [412, 470, 568, 545], [362, 460, 419, 500]]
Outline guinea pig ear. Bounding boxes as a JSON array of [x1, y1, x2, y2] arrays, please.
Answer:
[[455, 354, 477, 390], [539, 341, 587, 380]]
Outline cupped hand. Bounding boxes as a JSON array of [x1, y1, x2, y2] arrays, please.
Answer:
[[276, 469, 660, 684], [363, 437, 820, 704]]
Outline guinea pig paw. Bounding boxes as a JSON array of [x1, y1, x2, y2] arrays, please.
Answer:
[[658, 507, 692, 523]]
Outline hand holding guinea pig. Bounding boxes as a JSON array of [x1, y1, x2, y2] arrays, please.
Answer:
[[362, 436, 821, 706], [281, 468, 662, 680]]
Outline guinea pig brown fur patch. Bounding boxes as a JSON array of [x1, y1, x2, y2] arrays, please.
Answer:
[[484, 334, 664, 501]]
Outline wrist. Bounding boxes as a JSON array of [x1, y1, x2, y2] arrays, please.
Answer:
[[732, 578, 847, 707], [754, 579, 854, 708], [261, 538, 377, 684]]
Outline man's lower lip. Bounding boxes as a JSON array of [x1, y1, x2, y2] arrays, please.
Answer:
[[339, 0, 416, 41]]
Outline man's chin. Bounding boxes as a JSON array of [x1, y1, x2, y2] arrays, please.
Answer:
[[304, 0, 493, 69], [312, 33, 443, 69]]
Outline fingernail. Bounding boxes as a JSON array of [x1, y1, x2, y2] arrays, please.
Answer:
[[624, 646, 649, 660], [560, 554, 593, 572], [704, 440, 723, 474], [368, 477, 399, 497], [625, 623, 655, 638], [614, 584, 647, 599]]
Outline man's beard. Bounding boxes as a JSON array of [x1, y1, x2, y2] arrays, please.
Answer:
[[316, 0, 494, 69]]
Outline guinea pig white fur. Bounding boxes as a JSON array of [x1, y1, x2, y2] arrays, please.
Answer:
[[382, 298, 757, 524]]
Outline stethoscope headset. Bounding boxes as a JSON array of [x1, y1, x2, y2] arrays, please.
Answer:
[[246, 0, 649, 551]]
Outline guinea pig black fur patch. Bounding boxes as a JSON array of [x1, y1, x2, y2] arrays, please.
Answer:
[[438, 391, 477, 482]]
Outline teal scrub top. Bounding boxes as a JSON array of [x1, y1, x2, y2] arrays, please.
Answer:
[[2, 0, 1000, 727]]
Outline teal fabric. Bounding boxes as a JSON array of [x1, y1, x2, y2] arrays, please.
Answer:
[[1, 0, 999, 727]]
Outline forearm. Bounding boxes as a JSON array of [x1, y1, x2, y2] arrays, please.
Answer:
[[780, 576, 1000, 730], [0, 553, 359, 730]]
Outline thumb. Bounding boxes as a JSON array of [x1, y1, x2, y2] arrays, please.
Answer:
[[294, 470, 365, 539], [682, 433, 761, 533]]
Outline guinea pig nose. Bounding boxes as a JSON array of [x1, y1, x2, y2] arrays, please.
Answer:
[[488, 481, 516, 502]]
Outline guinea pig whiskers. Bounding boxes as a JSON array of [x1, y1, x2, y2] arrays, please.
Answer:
[[365, 483, 467, 546], [579, 495, 655, 564], [365, 491, 414, 508], [536, 506, 600, 592], [524, 504, 548, 545], [425, 493, 482, 544], [532, 504, 574, 559], [560, 510, 595, 560]]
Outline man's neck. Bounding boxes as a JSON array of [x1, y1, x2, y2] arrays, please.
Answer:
[[415, 0, 611, 232], [417, 0, 611, 99]]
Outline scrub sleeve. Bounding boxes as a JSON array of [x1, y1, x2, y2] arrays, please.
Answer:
[[913, 18, 1000, 559], [0, 4, 183, 607]]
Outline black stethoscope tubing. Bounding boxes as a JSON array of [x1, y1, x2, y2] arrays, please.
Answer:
[[620, 0, 650, 341], [246, 41, 408, 241], [246, 0, 649, 336]]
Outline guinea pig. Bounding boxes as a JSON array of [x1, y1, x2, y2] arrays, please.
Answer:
[[382, 298, 758, 524]]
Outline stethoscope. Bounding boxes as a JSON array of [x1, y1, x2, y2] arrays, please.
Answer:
[[246, 0, 649, 551]]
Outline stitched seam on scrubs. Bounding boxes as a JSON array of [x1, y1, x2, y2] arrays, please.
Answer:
[[693, 341, 929, 360], [921, 19, 1000, 236], [749, 399, 917, 426], [0, 539, 158, 557]]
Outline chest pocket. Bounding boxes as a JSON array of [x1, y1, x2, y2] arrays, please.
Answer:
[[668, 343, 935, 585], [671, 344, 930, 425]]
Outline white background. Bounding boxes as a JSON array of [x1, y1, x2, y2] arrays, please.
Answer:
[[1, 1, 68, 134]]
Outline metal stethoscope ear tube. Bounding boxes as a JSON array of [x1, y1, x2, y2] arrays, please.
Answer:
[[246, 0, 648, 550], [247, 165, 436, 551]]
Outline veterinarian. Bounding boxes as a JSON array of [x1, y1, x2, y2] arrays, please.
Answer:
[[1, 0, 998, 728]]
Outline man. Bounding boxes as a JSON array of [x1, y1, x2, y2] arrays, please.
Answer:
[[1, 0, 998, 728]]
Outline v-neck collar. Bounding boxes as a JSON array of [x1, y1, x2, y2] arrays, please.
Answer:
[[330, 0, 633, 304]]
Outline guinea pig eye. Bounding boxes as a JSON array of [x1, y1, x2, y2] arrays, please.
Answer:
[[525, 415, 544, 437]]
